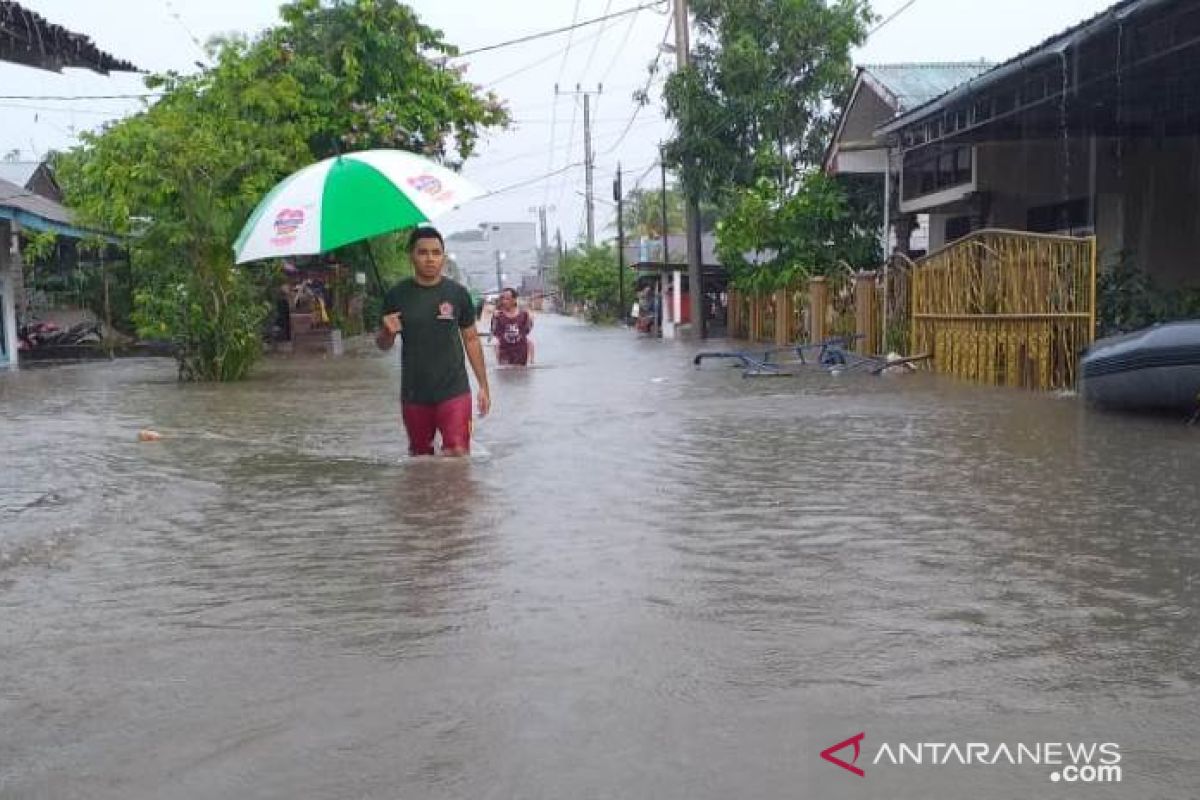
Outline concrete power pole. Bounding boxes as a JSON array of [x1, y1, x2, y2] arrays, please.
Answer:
[[557, 84, 602, 249], [583, 90, 596, 248], [528, 204, 553, 276], [673, 0, 706, 338], [614, 164, 626, 322], [660, 151, 670, 267]]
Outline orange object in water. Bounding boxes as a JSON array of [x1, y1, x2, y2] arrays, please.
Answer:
[[137, 429, 162, 442]]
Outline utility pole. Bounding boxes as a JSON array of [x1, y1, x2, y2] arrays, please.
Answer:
[[557, 83, 602, 248], [673, 0, 706, 338], [528, 204, 554, 276], [660, 151, 670, 267], [614, 163, 626, 322]]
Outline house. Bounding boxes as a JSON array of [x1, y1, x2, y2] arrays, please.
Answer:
[[825, 62, 993, 256], [0, 2, 138, 366], [875, 0, 1200, 287], [623, 233, 726, 338], [0, 160, 64, 203]]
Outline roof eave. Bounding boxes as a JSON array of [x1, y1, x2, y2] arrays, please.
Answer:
[[877, 0, 1163, 137]]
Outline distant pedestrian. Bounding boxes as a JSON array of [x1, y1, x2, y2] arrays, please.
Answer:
[[490, 287, 534, 366]]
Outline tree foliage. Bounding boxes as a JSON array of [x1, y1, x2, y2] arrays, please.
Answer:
[[56, 0, 508, 380], [663, 0, 870, 200], [660, 0, 876, 289], [558, 246, 633, 321], [617, 185, 719, 238], [717, 172, 880, 292]]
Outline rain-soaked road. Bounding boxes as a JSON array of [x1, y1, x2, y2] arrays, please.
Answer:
[[2, 313, 1200, 799]]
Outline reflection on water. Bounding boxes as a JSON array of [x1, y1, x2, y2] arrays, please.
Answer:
[[2, 316, 1200, 798]]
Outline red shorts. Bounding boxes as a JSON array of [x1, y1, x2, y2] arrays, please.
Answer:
[[401, 392, 472, 455]]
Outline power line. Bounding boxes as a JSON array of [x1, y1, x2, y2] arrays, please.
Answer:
[[602, 14, 673, 156], [579, 0, 617, 81], [486, 24, 610, 89], [481, 161, 586, 198], [456, 1, 667, 57], [164, 0, 210, 63], [471, 118, 665, 172], [0, 102, 129, 117], [557, 0, 585, 76], [867, 0, 919, 37], [545, 1, 583, 207], [599, 5, 643, 86], [0, 94, 161, 101]]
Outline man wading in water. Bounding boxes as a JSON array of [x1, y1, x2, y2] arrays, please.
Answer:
[[377, 226, 491, 456]]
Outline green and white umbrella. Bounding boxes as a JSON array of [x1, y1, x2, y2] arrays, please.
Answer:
[[233, 149, 484, 264]]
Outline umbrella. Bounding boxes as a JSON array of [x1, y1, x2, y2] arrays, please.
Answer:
[[232, 149, 484, 265]]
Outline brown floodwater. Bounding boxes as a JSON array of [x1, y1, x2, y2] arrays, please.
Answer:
[[2, 314, 1199, 799]]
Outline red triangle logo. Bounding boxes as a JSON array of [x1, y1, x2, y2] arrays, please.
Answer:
[[821, 732, 866, 777]]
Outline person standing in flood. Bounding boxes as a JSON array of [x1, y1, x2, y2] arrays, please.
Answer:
[[490, 287, 534, 366], [376, 226, 490, 456]]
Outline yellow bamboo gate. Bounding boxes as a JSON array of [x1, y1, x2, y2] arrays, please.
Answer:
[[911, 229, 1096, 390]]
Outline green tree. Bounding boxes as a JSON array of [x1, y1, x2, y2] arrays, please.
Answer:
[[660, 0, 876, 287], [57, 0, 508, 381], [662, 0, 871, 200], [717, 172, 879, 291], [616, 185, 719, 238], [558, 245, 633, 322]]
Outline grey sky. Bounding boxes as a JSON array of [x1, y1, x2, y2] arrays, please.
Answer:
[[3, 0, 1116, 245]]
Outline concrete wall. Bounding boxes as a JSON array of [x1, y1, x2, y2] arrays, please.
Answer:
[[976, 138, 1093, 230], [0, 220, 16, 365], [1114, 136, 1200, 287], [962, 135, 1200, 287]]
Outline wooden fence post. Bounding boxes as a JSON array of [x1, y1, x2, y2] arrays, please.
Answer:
[[774, 287, 790, 345], [808, 276, 827, 344], [854, 270, 878, 355]]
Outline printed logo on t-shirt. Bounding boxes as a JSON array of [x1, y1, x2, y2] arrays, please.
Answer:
[[437, 301, 455, 320]]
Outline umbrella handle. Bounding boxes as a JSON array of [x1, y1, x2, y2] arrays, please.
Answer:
[[365, 241, 387, 296]]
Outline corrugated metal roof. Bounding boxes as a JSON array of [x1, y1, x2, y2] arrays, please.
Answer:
[[623, 233, 721, 267], [880, 0, 1159, 133], [0, 161, 40, 188], [862, 62, 995, 111], [0, 0, 140, 73]]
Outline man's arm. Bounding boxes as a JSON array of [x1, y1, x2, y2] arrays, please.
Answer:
[[461, 326, 491, 416]]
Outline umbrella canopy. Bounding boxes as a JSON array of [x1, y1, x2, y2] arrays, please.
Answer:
[[233, 149, 484, 264]]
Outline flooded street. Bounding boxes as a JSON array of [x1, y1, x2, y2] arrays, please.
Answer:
[[3, 313, 1200, 799]]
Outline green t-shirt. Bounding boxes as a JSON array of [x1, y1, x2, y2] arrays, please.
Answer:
[[382, 277, 476, 404]]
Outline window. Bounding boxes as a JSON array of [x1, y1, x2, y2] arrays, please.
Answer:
[[902, 144, 974, 201]]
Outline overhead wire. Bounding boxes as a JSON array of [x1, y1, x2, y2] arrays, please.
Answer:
[[455, 1, 665, 58]]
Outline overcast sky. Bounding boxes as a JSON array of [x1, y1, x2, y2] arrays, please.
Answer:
[[3, 0, 1117, 245]]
